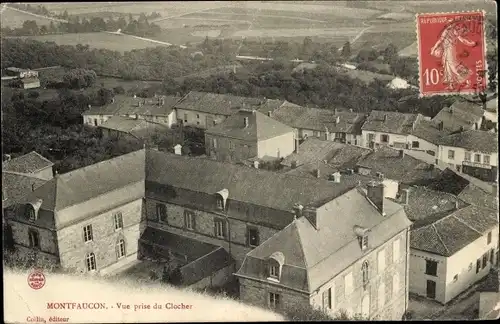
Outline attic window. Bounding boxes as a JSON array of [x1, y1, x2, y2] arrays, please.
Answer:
[[269, 264, 280, 279], [268, 252, 285, 281], [26, 205, 36, 221], [360, 235, 368, 250], [216, 198, 223, 210]]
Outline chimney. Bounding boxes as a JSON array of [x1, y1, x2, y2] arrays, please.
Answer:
[[449, 107, 453, 114], [4, 154, 11, 161], [459, 126, 465, 132], [349, 108, 353, 113], [331, 171, 341, 183], [134, 94, 137, 98], [174, 144, 182, 155], [324, 126, 330, 140], [88, 104, 91, 109], [291, 160, 298, 169], [315, 168, 321, 178], [399, 149, 405, 158], [303, 206, 318, 229], [367, 181, 385, 215], [134, 113, 139, 120], [243, 117, 249, 128], [293, 203, 304, 219], [400, 188, 409, 205], [334, 108, 338, 115], [474, 123, 478, 130], [335, 116, 340, 124], [412, 120, 416, 130], [267, 111, 272, 117], [253, 160, 259, 169], [111, 98, 115, 103], [383, 114, 387, 122], [295, 138, 300, 153], [455, 200, 459, 210], [32, 183, 36, 192], [438, 121, 444, 131]]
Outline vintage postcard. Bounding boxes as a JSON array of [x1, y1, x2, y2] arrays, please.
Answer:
[[2, 1, 498, 323]]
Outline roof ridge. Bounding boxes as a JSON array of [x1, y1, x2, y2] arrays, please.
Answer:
[[293, 220, 312, 291], [2, 170, 47, 180], [451, 213, 483, 235], [432, 224, 450, 255]]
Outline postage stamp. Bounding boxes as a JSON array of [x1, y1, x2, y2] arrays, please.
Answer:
[[416, 11, 488, 97]]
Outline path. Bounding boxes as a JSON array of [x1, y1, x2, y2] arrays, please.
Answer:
[[151, 6, 225, 23], [198, 11, 327, 23], [103, 30, 187, 49], [2, 5, 68, 23]]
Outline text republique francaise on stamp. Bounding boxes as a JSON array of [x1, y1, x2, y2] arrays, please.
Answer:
[[416, 11, 487, 97]]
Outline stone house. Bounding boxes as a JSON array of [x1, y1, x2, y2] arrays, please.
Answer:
[[395, 186, 499, 304], [204, 109, 295, 163], [98, 115, 170, 143], [235, 182, 412, 320]]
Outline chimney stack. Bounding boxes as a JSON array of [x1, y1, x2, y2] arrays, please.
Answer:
[[400, 188, 409, 205], [334, 108, 338, 115], [293, 203, 304, 219], [88, 104, 91, 109], [367, 181, 385, 215], [111, 98, 115, 103], [134, 94, 137, 99], [335, 116, 340, 124], [383, 114, 387, 122], [291, 160, 298, 169], [253, 160, 259, 169], [455, 200, 459, 210], [4, 154, 11, 161], [324, 126, 330, 141], [174, 144, 182, 155], [244, 117, 249, 128], [134, 113, 139, 120], [315, 168, 321, 178], [267, 111, 272, 117], [295, 138, 300, 153], [331, 171, 341, 183], [303, 206, 318, 229], [399, 149, 405, 158], [438, 121, 444, 131], [349, 108, 353, 113]]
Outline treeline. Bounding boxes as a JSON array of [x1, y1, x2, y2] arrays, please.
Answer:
[[1, 38, 235, 80], [1, 13, 162, 38]]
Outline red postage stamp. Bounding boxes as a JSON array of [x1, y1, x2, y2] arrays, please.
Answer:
[[416, 11, 487, 97]]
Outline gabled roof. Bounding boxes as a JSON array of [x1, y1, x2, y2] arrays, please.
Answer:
[[205, 110, 293, 141], [437, 130, 498, 154], [2, 151, 53, 174], [23, 149, 146, 214], [356, 146, 440, 184], [410, 204, 498, 257], [82, 95, 181, 116], [410, 119, 453, 145], [145, 149, 357, 219], [2, 171, 49, 208], [174, 91, 266, 116], [270, 103, 366, 134], [431, 100, 484, 132], [236, 188, 411, 292], [361, 110, 422, 134]]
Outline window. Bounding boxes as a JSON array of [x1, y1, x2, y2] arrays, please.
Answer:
[[314, 131, 321, 137], [378, 249, 386, 273], [344, 272, 353, 296], [28, 229, 40, 249], [487, 231, 492, 244], [26, 206, 35, 221], [484, 155, 490, 165], [392, 238, 400, 263], [453, 274, 458, 282], [114, 212, 123, 230], [378, 283, 386, 308], [482, 253, 488, 268], [212, 138, 218, 149], [476, 259, 481, 273], [156, 204, 167, 223], [412, 141, 420, 148], [229, 141, 234, 150], [322, 288, 332, 310], [425, 260, 437, 276], [247, 227, 259, 247], [86, 252, 96, 271], [117, 239, 126, 259], [392, 273, 399, 296], [448, 150, 455, 160], [214, 218, 226, 238], [359, 235, 368, 250], [216, 198, 223, 210], [196, 114, 200, 119], [491, 249, 495, 264], [474, 154, 481, 163], [183, 113, 187, 123], [464, 152, 471, 161], [94, 119, 98, 126], [83, 224, 93, 242], [362, 261, 369, 290], [184, 210, 195, 230], [380, 134, 389, 143], [269, 292, 280, 309], [196, 121, 200, 125], [269, 263, 280, 279]]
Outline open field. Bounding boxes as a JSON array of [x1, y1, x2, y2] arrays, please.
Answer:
[[0, 7, 55, 28], [8, 32, 174, 52]]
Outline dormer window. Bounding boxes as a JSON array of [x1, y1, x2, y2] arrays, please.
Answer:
[[27, 206, 35, 221], [269, 264, 280, 278], [216, 198, 223, 210], [267, 251, 285, 282], [354, 225, 369, 251], [361, 235, 368, 250]]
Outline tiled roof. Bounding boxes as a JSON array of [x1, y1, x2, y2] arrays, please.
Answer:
[[356, 146, 440, 184], [2, 171, 48, 208], [174, 91, 266, 116], [99, 116, 169, 135], [437, 130, 498, 153], [236, 188, 411, 292], [410, 204, 498, 256], [205, 110, 293, 141], [270, 103, 366, 134], [256, 99, 285, 115], [145, 150, 357, 222], [2, 151, 53, 174], [431, 100, 484, 132], [23, 149, 146, 214], [477, 269, 500, 293], [82, 95, 181, 116], [410, 120, 453, 145], [361, 110, 421, 134], [281, 138, 345, 167]]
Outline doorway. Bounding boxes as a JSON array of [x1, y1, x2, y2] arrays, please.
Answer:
[[426, 280, 436, 299]]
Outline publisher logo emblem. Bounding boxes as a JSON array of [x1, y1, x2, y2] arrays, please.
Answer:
[[28, 269, 46, 290]]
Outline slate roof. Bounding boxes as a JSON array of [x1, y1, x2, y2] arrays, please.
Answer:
[[145, 149, 357, 219], [361, 110, 422, 134], [2, 171, 49, 208], [82, 95, 181, 116], [180, 247, 233, 286], [23, 149, 145, 214], [205, 110, 293, 141], [431, 100, 484, 132], [2, 151, 53, 174], [477, 269, 500, 293], [174, 91, 266, 116], [410, 204, 498, 257], [356, 146, 440, 184], [270, 102, 366, 134], [235, 187, 412, 292], [437, 130, 498, 154]]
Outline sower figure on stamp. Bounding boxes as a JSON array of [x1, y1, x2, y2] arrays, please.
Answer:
[[430, 21, 478, 90]]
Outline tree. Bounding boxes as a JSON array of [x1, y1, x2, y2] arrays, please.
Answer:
[[63, 69, 97, 89], [167, 266, 183, 286], [341, 41, 351, 59], [382, 43, 398, 63], [97, 88, 114, 105]]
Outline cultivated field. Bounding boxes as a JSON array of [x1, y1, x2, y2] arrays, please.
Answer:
[[0, 7, 55, 28]]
